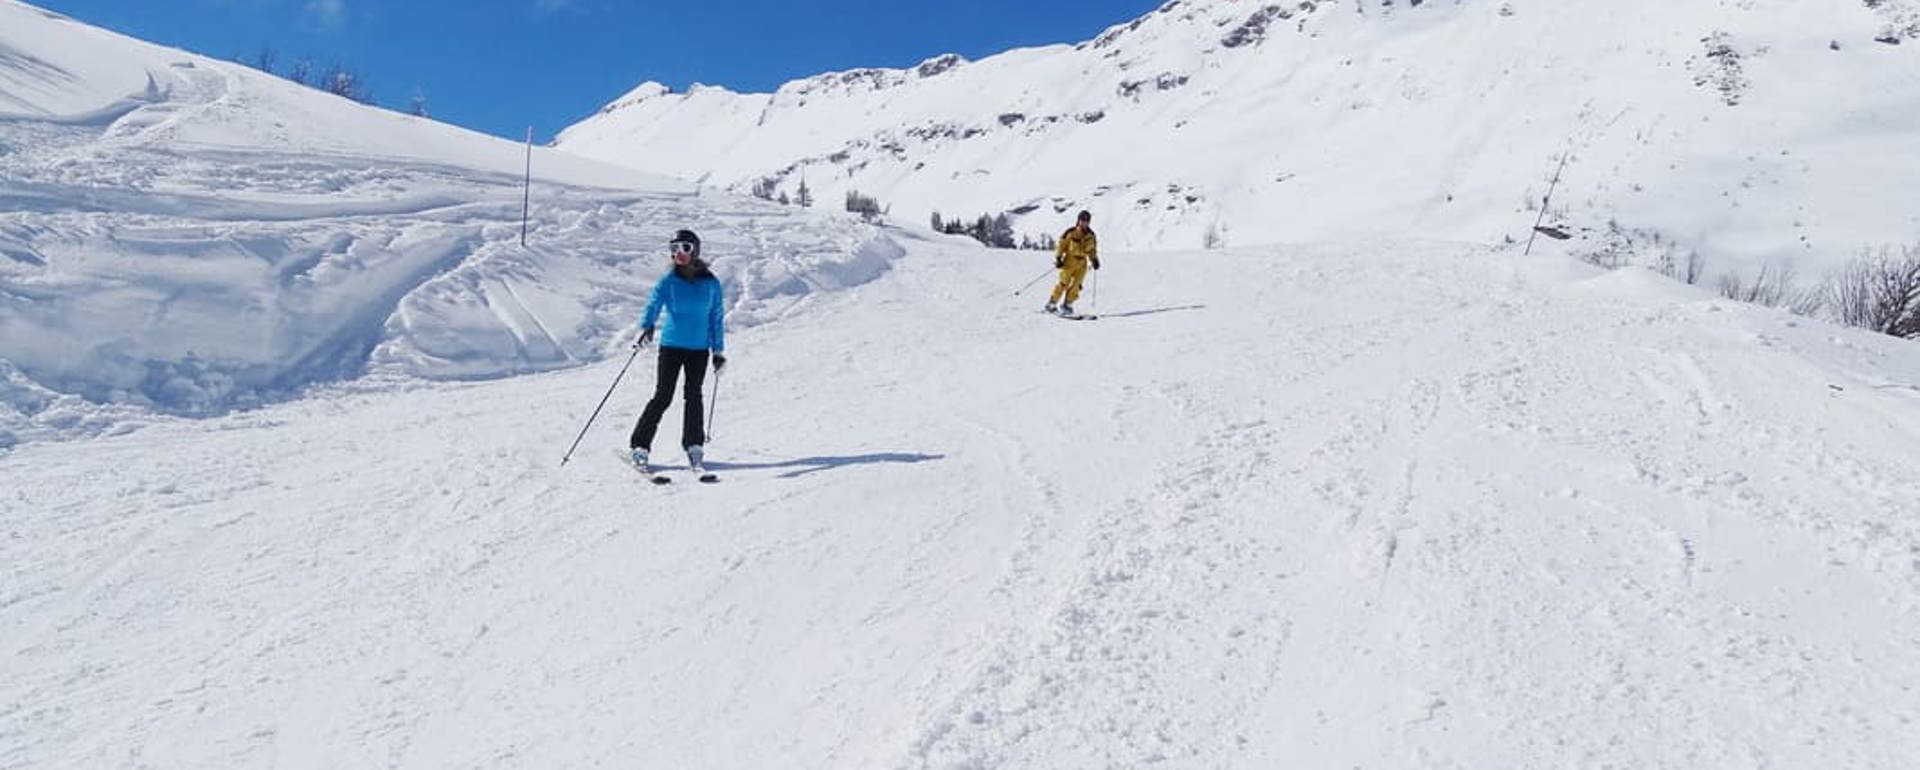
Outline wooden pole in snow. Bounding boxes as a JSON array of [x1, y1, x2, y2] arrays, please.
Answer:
[[520, 126, 534, 248], [1524, 150, 1571, 257]]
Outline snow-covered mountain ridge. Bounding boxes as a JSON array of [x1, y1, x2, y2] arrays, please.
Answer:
[[0, 0, 902, 446], [559, 0, 1920, 267]]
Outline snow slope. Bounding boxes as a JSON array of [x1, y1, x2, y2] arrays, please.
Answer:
[[4, 235, 1919, 768], [557, 0, 1920, 264], [0, 0, 902, 446], [5, 2, 1920, 767]]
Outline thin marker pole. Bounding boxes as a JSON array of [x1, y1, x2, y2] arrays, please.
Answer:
[[520, 126, 534, 247], [1524, 150, 1570, 257]]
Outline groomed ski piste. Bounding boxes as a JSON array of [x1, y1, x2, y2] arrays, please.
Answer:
[[10, 232, 1920, 768], [6, 1, 1920, 768]]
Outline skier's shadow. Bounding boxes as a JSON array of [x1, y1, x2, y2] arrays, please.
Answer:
[[707, 452, 945, 479], [1095, 304, 1205, 319]]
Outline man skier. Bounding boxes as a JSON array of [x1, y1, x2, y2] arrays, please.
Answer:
[[630, 229, 726, 476], [1045, 210, 1100, 315]]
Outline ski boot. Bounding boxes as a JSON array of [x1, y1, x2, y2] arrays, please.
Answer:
[[631, 447, 670, 484], [686, 445, 718, 483]]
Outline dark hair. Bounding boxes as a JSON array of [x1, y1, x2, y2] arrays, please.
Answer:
[[1076, 210, 1092, 222]]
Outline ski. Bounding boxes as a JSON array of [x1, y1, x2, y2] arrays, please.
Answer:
[[692, 467, 720, 484]]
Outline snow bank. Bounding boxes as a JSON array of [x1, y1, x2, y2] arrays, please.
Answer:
[[0, 0, 902, 445]]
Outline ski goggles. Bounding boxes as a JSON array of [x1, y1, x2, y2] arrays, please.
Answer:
[[669, 241, 697, 255]]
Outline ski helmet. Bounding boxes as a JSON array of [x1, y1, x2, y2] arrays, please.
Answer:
[[669, 229, 701, 258]]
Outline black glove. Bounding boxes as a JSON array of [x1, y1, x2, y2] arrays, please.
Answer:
[[713, 353, 727, 372], [1092, 258, 1102, 270], [634, 327, 655, 349], [1055, 259, 1064, 269]]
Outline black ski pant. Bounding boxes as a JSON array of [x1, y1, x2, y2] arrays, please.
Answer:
[[630, 346, 709, 451]]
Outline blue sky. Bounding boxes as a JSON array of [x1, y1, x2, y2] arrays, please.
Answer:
[[37, 0, 1164, 142]]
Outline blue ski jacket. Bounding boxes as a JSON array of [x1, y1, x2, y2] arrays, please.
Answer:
[[640, 267, 725, 353]]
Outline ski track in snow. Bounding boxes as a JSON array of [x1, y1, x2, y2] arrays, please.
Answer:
[[6, 238, 1919, 768]]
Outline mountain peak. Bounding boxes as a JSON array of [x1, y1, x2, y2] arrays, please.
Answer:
[[597, 80, 673, 114]]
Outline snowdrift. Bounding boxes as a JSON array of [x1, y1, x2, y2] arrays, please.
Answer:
[[0, 0, 903, 445]]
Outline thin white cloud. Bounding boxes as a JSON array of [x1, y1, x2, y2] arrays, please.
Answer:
[[304, 0, 347, 30]]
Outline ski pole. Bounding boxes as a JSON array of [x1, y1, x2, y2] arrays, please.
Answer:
[[560, 341, 644, 466], [706, 365, 721, 442], [1012, 266, 1054, 296], [1091, 267, 1099, 311]]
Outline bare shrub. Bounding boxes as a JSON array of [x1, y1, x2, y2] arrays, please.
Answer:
[[1682, 249, 1706, 285], [1786, 285, 1826, 317], [286, 58, 313, 86], [1826, 246, 1920, 338], [249, 47, 277, 74], [1203, 221, 1226, 250], [318, 64, 374, 104], [1716, 261, 1796, 306], [1580, 223, 1699, 278], [1653, 244, 1706, 285]]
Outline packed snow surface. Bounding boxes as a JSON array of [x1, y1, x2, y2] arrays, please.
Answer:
[[5, 235, 1920, 768]]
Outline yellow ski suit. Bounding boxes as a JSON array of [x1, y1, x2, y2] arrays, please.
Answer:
[[1049, 226, 1099, 305]]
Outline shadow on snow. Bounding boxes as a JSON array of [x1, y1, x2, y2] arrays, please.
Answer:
[[707, 452, 945, 478], [1094, 304, 1205, 319]]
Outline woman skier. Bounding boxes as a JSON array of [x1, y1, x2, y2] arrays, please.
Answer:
[[629, 229, 726, 477]]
